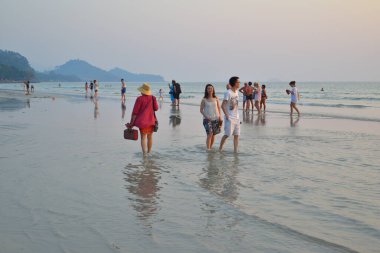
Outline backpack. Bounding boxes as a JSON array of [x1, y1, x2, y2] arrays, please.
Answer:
[[175, 83, 182, 94]]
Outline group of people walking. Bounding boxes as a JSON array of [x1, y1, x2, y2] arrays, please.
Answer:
[[84, 77, 299, 155], [23, 80, 34, 95], [200, 78, 300, 152], [85, 80, 99, 97]]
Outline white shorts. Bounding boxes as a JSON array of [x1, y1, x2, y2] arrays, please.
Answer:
[[224, 119, 240, 137]]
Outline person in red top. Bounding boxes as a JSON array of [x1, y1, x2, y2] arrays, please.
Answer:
[[126, 83, 159, 155]]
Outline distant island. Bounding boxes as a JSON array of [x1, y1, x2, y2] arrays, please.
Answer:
[[0, 49, 165, 82]]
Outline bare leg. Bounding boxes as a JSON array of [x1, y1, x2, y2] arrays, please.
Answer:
[[147, 133, 153, 153], [140, 133, 148, 154], [255, 101, 261, 113], [219, 135, 228, 151], [206, 133, 212, 150], [290, 103, 293, 115], [210, 134, 215, 149], [293, 104, 300, 116], [233, 135, 239, 153]]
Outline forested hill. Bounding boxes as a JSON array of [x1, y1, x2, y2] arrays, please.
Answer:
[[0, 50, 35, 81]]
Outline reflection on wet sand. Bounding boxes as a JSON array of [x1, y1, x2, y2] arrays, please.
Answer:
[[200, 152, 239, 203], [243, 111, 253, 124], [290, 115, 300, 127], [254, 113, 266, 126], [169, 106, 181, 128], [94, 98, 99, 119], [123, 157, 162, 228], [121, 101, 126, 119]]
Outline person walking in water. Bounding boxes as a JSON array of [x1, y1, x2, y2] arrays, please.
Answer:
[[90, 81, 94, 96], [253, 82, 262, 113], [121, 79, 126, 101], [174, 81, 182, 106], [126, 83, 159, 155], [245, 82, 254, 111], [260, 84, 268, 112], [286, 80, 300, 116], [219, 76, 240, 153], [239, 82, 248, 111], [168, 80, 175, 105], [200, 84, 222, 150], [158, 88, 164, 101], [94, 80, 99, 97]]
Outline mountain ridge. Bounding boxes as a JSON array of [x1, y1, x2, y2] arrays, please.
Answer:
[[0, 49, 165, 82], [54, 59, 165, 82]]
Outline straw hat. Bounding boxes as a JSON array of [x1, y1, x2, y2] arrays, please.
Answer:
[[137, 83, 151, 95]]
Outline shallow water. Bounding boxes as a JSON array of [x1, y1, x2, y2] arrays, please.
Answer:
[[0, 87, 379, 252], [2, 81, 380, 122]]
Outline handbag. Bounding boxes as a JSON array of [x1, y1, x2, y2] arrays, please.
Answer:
[[212, 119, 223, 135], [152, 96, 158, 132], [124, 128, 138, 140]]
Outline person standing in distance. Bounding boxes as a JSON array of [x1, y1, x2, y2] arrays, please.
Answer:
[[121, 78, 126, 101], [219, 76, 240, 153]]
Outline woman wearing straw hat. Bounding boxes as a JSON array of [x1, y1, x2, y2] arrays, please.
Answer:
[[126, 83, 159, 155]]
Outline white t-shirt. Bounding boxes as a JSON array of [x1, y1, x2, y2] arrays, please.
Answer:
[[291, 87, 298, 103], [223, 89, 239, 121]]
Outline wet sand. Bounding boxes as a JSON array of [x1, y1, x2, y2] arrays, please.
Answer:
[[0, 90, 379, 253]]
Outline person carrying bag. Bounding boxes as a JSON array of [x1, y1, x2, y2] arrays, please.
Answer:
[[125, 83, 159, 155]]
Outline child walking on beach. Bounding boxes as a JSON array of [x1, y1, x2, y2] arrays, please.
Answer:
[[219, 76, 240, 153], [159, 89, 163, 101], [200, 84, 222, 150], [286, 81, 300, 116]]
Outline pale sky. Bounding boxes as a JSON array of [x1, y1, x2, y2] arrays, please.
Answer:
[[1, 0, 379, 81]]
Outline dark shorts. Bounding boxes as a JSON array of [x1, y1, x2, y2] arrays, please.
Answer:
[[246, 94, 253, 100], [174, 93, 180, 99], [122, 87, 126, 94], [203, 119, 220, 135]]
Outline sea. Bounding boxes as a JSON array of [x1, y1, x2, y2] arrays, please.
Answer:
[[0, 81, 379, 253]]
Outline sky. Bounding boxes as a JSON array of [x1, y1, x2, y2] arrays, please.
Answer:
[[1, 0, 380, 81]]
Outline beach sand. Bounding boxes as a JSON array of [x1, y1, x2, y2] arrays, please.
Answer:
[[0, 90, 379, 253]]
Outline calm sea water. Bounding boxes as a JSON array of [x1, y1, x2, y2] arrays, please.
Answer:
[[2, 81, 380, 121], [0, 82, 379, 253]]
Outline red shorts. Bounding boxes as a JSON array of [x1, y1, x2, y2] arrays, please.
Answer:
[[139, 126, 154, 134]]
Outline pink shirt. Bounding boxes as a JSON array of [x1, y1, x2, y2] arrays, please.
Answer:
[[132, 95, 159, 129]]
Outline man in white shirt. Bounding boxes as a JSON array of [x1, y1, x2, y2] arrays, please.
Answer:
[[219, 76, 241, 153]]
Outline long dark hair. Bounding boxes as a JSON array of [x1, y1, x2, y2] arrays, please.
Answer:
[[204, 84, 216, 98]]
